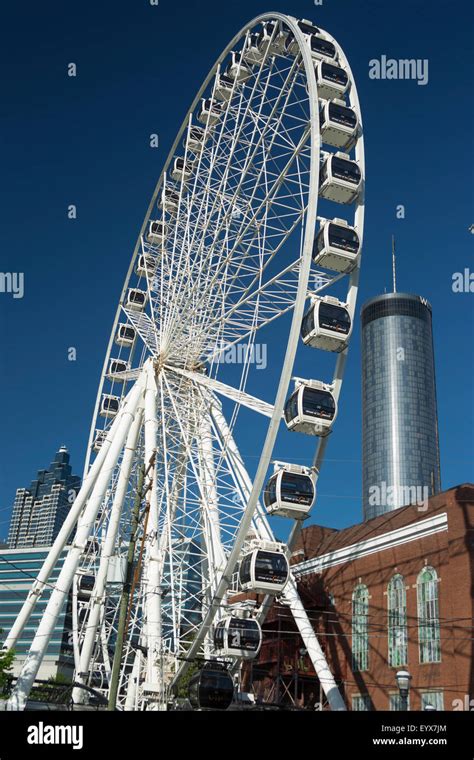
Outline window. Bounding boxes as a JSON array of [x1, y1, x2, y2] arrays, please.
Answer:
[[352, 584, 369, 671], [321, 62, 348, 87], [389, 692, 410, 711], [421, 690, 444, 711], [319, 303, 351, 334], [302, 388, 335, 418], [331, 157, 361, 184], [352, 694, 372, 711], [388, 574, 408, 667], [417, 567, 441, 663]]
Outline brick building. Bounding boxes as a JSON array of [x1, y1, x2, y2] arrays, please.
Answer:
[[247, 484, 474, 711]]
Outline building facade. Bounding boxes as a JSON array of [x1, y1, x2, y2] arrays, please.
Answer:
[[0, 546, 74, 680], [8, 446, 81, 549], [361, 293, 441, 521], [247, 485, 474, 711]]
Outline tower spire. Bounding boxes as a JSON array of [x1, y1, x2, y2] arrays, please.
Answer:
[[392, 235, 397, 293]]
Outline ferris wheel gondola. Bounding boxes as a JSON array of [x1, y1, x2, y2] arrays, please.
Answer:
[[213, 616, 262, 659], [188, 663, 234, 711], [319, 99, 358, 150], [313, 217, 360, 272], [315, 60, 349, 100], [301, 295, 352, 352], [107, 358, 130, 381], [284, 380, 338, 436], [319, 152, 362, 204], [257, 21, 288, 56], [264, 463, 316, 519], [239, 541, 289, 594]]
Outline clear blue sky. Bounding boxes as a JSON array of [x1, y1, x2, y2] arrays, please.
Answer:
[[0, 0, 473, 540]]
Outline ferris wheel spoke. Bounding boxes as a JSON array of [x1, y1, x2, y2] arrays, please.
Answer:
[[155, 57, 309, 339], [164, 365, 276, 419]]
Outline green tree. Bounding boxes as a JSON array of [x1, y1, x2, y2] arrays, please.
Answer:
[[0, 630, 15, 699], [174, 660, 200, 699]]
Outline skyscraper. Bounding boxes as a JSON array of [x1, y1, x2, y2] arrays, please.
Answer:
[[361, 293, 441, 521], [7, 446, 81, 548]]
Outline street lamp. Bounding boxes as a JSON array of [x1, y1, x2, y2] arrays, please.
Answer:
[[395, 670, 412, 711]]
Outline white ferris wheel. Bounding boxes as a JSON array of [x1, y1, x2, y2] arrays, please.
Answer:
[[5, 12, 364, 711]]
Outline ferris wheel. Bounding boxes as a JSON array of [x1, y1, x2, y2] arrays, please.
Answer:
[[5, 12, 364, 712]]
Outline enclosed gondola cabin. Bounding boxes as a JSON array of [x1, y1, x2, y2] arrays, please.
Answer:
[[284, 19, 321, 55], [264, 465, 315, 519], [77, 574, 95, 600], [242, 33, 264, 65], [115, 323, 136, 347], [92, 430, 106, 452], [213, 617, 262, 659], [239, 542, 289, 594], [171, 157, 193, 183], [309, 34, 337, 63], [136, 254, 156, 278], [188, 663, 234, 711], [100, 394, 120, 419], [126, 288, 147, 312], [319, 99, 358, 150], [184, 125, 206, 154], [159, 186, 180, 213], [214, 73, 234, 102], [146, 220, 167, 245], [284, 382, 337, 436], [315, 60, 349, 100], [198, 98, 225, 126], [301, 296, 352, 352], [313, 218, 360, 272], [226, 51, 252, 82], [107, 358, 130, 381], [257, 21, 288, 56], [319, 152, 362, 204]]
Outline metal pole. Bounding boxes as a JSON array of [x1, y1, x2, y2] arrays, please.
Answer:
[[392, 235, 397, 293], [143, 362, 162, 701], [210, 404, 346, 711], [108, 462, 146, 711], [72, 407, 144, 704]]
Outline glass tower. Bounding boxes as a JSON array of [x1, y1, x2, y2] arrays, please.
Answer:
[[361, 293, 441, 521], [7, 446, 81, 548]]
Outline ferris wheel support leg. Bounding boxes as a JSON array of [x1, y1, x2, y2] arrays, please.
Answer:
[[281, 581, 346, 711], [211, 403, 346, 711], [142, 362, 162, 702], [6, 376, 145, 711], [1, 384, 136, 653], [197, 403, 227, 587], [72, 407, 144, 705], [124, 646, 142, 711]]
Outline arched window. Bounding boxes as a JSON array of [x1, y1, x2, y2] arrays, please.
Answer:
[[417, 566, 441, 663], [387, 574, 408, 666], [352, 584, 369, 671]]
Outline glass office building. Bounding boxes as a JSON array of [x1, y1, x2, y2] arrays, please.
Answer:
[[8, 446, 81, 549], [0, 546, 73, 680], [361, 293, 441, 521]]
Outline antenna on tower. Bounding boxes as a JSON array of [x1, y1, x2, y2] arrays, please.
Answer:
[[392, 235, 397, 293]]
